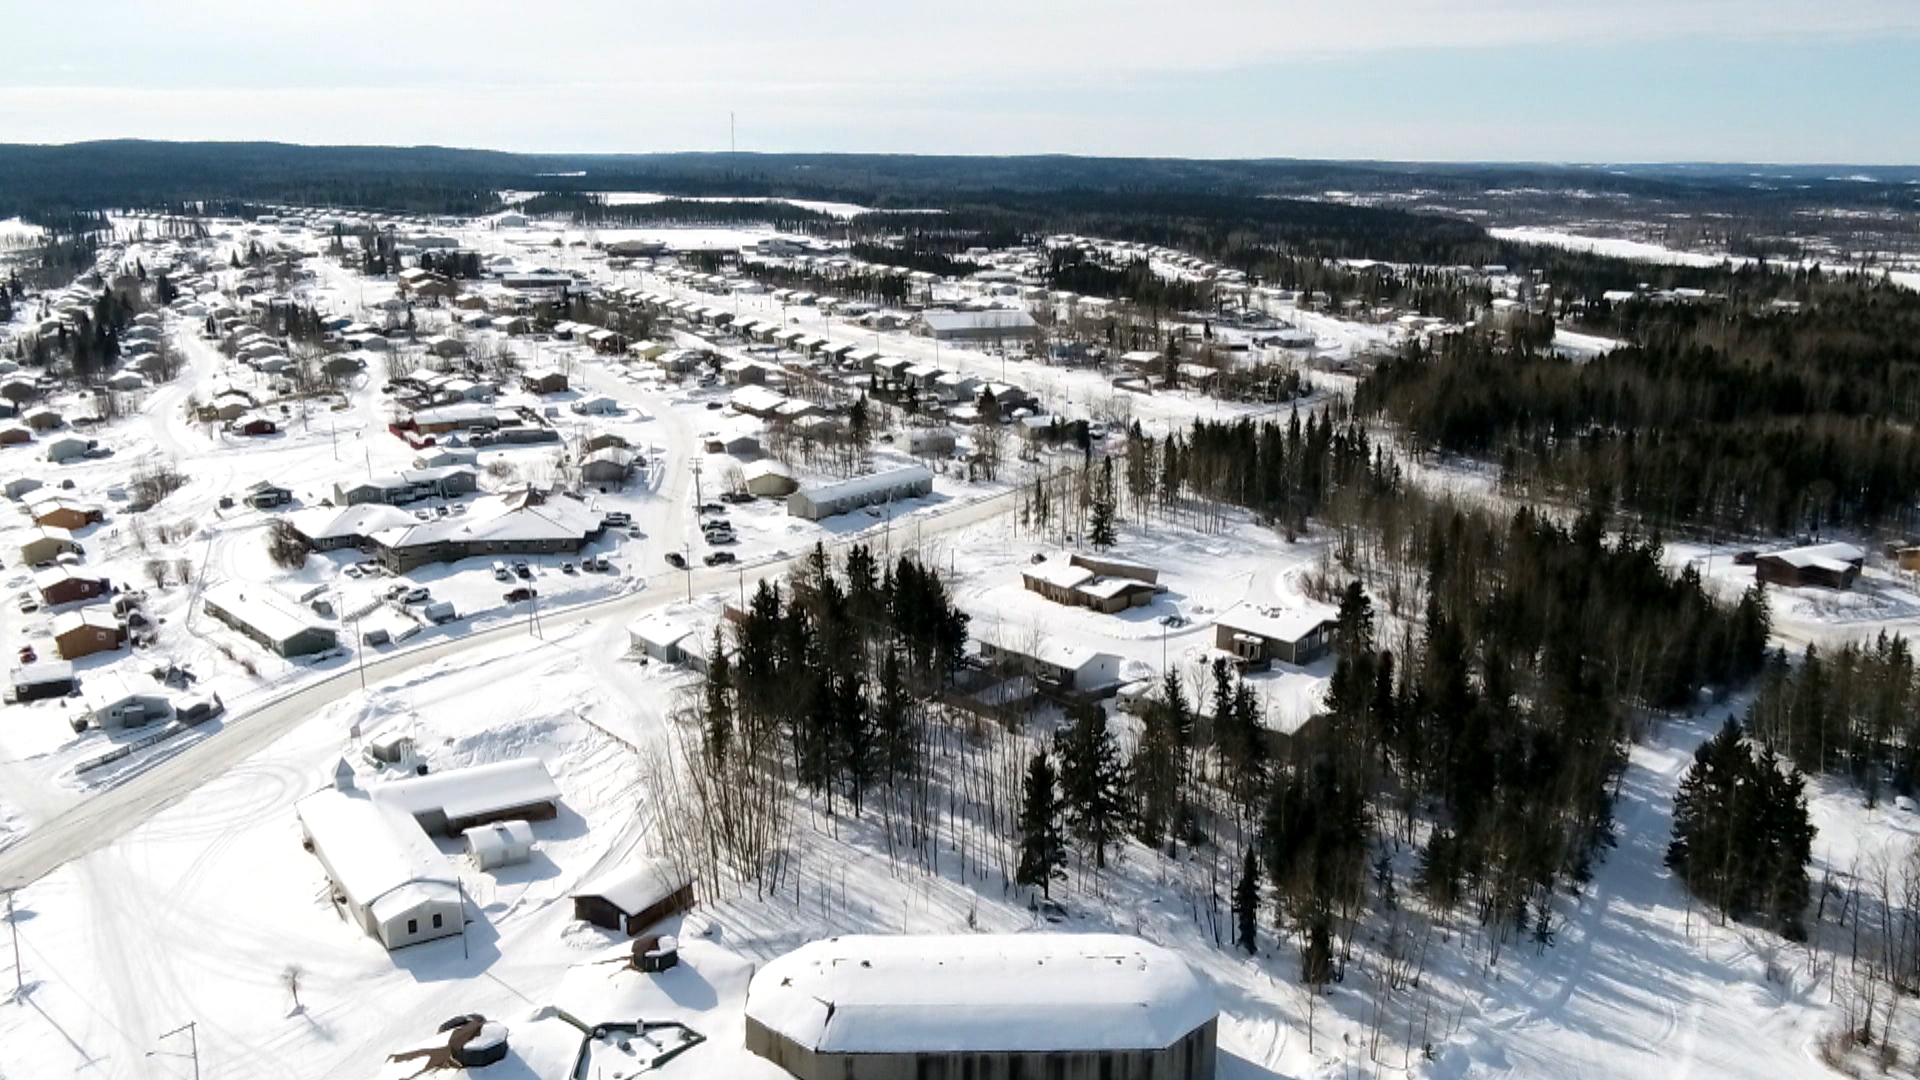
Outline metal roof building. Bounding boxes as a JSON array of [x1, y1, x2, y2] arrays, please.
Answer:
[[202, 581, 339, 657], [745, 934, 1217, 1080], [787, 465, 933, 521]]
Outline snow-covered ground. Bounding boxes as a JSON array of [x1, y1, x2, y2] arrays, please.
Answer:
[[1666, 541, 1920, 651], [1489, 226, 1735, 269], [9, 204, 1920, 1080]]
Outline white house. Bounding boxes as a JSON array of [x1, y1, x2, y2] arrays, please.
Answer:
[[296, 790, 466, 950]]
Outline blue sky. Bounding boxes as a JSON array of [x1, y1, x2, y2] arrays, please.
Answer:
[[0, 0, 1914, 162]]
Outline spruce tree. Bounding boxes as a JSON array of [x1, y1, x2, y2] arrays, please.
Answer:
[[1016, 751, 1069, 898], [1233, 847, 1260, 954], [1090, 456, 1118, 549], [1667, 718, 1816, 937], [1058, 703, 1127, 868], [701, 627, 733, 763]]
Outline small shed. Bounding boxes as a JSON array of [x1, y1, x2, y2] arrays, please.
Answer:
[[741, 460, 798, 498], [627, 615, 695, 665], [464, 820, 535, 871], [572, 862, 695, 937]]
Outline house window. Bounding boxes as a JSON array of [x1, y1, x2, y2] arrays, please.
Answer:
[[407, 918, 418, 935], [432, 913, 443, 929]]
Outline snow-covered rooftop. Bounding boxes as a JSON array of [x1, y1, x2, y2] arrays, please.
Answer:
[[366, 756, 560, 825], [1761, 541, 1865, 570], [573, 859, 691, 914], [746, 933, 1216, 1055], [792, 465, 933, 506], [296, 790, 461, 927], [1215, 601, 1337, 644], [202, 580, 325, 646]]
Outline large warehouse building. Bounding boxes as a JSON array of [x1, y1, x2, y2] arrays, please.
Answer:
[[918, 308, 1041, 344], [744, 933, 1218, 1080]]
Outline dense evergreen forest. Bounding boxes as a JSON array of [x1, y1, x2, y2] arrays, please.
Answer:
[[1359, 283, 1920, 535]]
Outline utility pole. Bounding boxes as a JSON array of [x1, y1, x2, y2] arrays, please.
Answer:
[[149, 1021, 200, 1080], [5, 888, 20, 998]]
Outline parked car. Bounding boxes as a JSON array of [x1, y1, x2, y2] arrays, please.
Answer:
[[399, 587, 430, 604], [665, 552, 687, 569], [604, 511, 632, 526], [561, 562, 577, 575], [514, 562, 532, 579], [720, 491, 755, 504], [177, 693, 225, 725], [703, 551, 737, 566], [503, 586, 538, 603], [17, 645, 36, 664], [16, 594, 39, 614], [492, 561, 511, 581], [698, 503, 726, 515]]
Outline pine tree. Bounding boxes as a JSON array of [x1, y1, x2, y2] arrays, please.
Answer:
[[1090, 456, 1118, 549], [1016, 751, 1069, 898], [1058, 703, 1127, 868], [1233, 847, 1260, 954], [1131, 685, 1183, 851], [701, 627, 733, 763], [1667, 718, 1815, 937]]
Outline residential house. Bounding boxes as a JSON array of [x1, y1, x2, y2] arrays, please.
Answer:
[[52, 607, 126, 660], [1754, 542, 1865, 590], [1213, 604, 1337, 667]]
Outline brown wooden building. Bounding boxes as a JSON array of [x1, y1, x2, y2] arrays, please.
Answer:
[[571, 862, 695, 936]]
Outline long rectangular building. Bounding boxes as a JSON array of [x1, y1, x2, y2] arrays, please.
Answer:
[[787, 465, 934, 521], [746, 934, 1217, 1080], [202, 581, 339, 657], [369, 490, 605, 572]]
